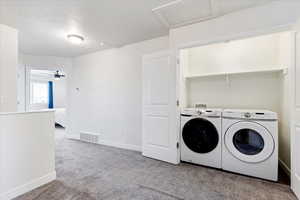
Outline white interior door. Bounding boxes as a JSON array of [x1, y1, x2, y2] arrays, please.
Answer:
[[291, 21, 300, 199], [142, 51, 179, 164]]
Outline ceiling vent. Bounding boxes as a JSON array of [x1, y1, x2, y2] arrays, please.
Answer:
[[152, 0, 214, 28]]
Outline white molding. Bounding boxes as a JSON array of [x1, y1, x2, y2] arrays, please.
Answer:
[[279, 159, 291, 177], [66, 134, 80, 140], [97, 139, 141, 152], [0, 171, 56, 200], [68, 134, 141, 152]]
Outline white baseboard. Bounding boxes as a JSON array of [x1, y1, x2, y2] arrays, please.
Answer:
[[68, 133, 141, 152], [279, 159, 291, 177], [0, 171, 56, 200], [97, 139, 141, 152], [66, 134, 80, 140]]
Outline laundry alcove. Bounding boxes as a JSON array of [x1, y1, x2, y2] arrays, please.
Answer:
[[178, 31, 292, 175]]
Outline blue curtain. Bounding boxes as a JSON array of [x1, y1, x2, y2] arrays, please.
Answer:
[[48, 81, 54, 109]]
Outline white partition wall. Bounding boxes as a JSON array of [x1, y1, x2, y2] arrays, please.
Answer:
[[0, 24, 18, 112], [0, 111, 56, 200]]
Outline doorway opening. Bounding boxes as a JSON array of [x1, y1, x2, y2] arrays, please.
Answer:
[[26, 69, 67, 132]]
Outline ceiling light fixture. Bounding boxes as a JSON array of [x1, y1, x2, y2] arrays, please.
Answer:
[[100, 42, 105, 46], [54, 70, 66, 80], [67, 34, 84, 44]]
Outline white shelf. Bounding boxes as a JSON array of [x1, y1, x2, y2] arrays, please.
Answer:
[[185, 68, 287, 79]]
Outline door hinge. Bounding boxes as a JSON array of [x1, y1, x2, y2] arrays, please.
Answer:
[[177, 58, 180, 65], [176, 142, 179, 149], [176, 100, 179, 106]]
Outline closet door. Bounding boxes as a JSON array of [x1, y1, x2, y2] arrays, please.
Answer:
[[142, 51, 179, 164], [291, 22, 300, 199]]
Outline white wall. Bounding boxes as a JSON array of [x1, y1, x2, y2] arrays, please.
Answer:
[[186, 73, 282, 112], [0, 111, 56, 200], [0, 24, 18, 112], [185, 33, 282, 76], [68, 36, 169, 150], [54, 78, 67, 108], [183, 32, 288, 111], [17, 65, 26, 112], [19, 54, 72, 70]]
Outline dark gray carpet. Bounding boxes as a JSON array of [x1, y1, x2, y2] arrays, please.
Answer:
[[15, 128, 296, 200]]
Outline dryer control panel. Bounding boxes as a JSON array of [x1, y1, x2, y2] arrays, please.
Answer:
[[181, 108, 222, 118]]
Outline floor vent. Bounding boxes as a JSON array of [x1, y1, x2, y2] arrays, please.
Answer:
[[80, 132, 99, 144]]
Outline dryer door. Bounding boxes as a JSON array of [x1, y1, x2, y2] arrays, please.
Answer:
[[225, 121, 274, 163], [182, 118, 219, 154]]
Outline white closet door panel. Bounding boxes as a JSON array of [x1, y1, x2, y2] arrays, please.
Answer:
[[142, 51, 179, 164]]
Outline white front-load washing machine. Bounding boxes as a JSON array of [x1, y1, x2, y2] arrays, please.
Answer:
[[181, 108, 222, 169], [222, 109, 278, 181]]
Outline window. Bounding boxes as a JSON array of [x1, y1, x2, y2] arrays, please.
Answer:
[[30, 81, 49, 104]]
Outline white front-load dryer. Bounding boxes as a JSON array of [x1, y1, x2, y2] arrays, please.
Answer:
[[180, 108, 222, 169], [222, 109, 278, 181]]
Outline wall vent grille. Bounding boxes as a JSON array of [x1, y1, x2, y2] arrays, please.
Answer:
[[80, 132, 99, 144]]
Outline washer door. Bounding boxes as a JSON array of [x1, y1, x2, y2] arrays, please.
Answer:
[[225, 121, 274, 163], [182, 118, 219, 154]]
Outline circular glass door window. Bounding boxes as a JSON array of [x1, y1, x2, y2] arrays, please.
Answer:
[[182, 118, 219, 153], [224, 121, 274, 163], [233, 129, 264, 155]]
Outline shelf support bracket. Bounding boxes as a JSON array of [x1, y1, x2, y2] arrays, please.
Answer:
[[226, 74, 230, 86], [282, 68, 288, 76]]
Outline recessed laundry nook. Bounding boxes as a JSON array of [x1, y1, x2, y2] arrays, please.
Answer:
[[2, 1, 300, 200], [178, 31, 292, 179]]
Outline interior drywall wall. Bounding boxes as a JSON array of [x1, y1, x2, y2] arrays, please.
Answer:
[[0, 111, 55, 199], [18, 54, 71, 111], [183, 32, 287, 110], [17, 64, 26, 112], [53, 78, 67, 108], [186, 73, 281, 111], [68, 36, 169, 150], [0, 24, 18, 112], [185, 33, 282, 76]]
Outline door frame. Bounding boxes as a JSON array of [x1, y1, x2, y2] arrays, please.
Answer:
[[290, 29, 299, 197], [25, 65, 67, 111]]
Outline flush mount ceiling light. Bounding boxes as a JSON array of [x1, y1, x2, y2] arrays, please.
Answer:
[[100, 42, 105, 46], [67, 34, 84, 44]]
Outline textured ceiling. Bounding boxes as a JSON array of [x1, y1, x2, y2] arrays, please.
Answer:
[[0, 0, 276, 57]]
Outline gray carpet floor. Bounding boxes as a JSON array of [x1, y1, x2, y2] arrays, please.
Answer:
[[15, 128, 296, 200]]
